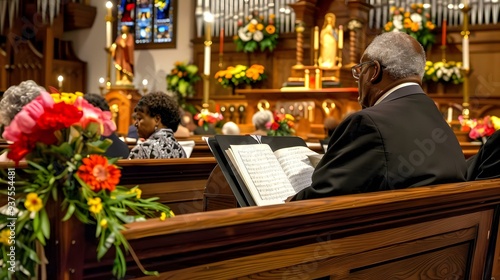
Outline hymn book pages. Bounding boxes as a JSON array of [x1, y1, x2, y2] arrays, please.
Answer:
[[225, 144, 319, 206]]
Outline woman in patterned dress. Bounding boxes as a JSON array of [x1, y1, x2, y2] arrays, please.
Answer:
[[128, 92, 187, 159]]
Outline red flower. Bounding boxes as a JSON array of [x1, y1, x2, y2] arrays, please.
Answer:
[[37, 102, 82, 131], [77, 155, 121, 192], [7, 135, 35, 164], [271, 122, 280, 130]]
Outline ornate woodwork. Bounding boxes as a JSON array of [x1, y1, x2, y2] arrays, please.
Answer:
[[104, 86, 142, 136]]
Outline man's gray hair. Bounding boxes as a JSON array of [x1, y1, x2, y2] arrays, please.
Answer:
[[252, 110, 273, 130], [0, 80, 45, 127], [363, 32, 426, 80]]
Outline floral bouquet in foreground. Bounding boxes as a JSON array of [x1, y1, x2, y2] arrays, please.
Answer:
[[234, 11, 278, 52], [384, 4, 436, 50], [424, 61, 464, 84], [266, 113, 295, 136], [194, 109, 223, 131], [0, 90, 173, 279], [459, 115, 500, 141], [166, 61, 201, 103]]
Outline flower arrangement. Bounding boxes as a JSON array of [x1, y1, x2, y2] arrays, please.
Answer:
[[234, 11, 278, 53], [266, 113, 295, 136], [424, 61, 464, 84], [194, 109, 224, 131], [384, 4, 436, 50], [0, 90, 173, 278], [166, 61, 201, 103], [459, 115, 500, 141], [214, 64, 266, 88]]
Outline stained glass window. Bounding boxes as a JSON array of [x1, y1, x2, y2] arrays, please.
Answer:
[[116, 0, 177, 49]]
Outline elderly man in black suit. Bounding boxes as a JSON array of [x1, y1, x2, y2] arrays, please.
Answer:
[[293, 32, 466, 200]]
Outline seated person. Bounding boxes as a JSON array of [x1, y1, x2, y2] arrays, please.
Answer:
[[127, 112, 139, 140], [83, 93, 130, 159], [251, 110, 273, 136], [293, 32, 466, 200], [222, 121, 241, 135], [466, 129, 500, 180], [174, 109, 191, 138], [0, 80, 45, 161], [129, 92, 186, 159]]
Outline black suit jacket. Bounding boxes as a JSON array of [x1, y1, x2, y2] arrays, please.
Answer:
[[467, 129, 500, 180], [294, 85, 467, 200]]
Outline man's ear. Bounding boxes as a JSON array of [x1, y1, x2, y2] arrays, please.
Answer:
[[370, 60, 384, 84]]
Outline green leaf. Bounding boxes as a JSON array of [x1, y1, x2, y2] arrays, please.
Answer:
[[40, 209, 50, 239], [62, 203, 75, 221]]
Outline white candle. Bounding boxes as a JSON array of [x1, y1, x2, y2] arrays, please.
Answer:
[[99, 77, 105, 85], [338, 25, 343, 49], [57, 75, 64, 89], [314, 26, 319, 50], [462, 36, 469, 69], [203, 12, 214, 76], [105, 1, 113, 48], [204, 45, 211, 76], [447, 107, 453, 122], [142, 79, 148, 87]]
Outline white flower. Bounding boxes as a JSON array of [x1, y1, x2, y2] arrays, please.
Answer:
[[253, 30, 264, 42], [250, 19, 258, 25], [238, 27, 252, 42], [410, 13, 423, 29]]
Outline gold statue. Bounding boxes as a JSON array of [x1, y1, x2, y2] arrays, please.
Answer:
[[110, 25, 135, 85], [319, 13, 338, 69]]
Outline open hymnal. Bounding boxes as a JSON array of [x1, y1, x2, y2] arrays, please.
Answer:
[[224, 141, 320, 206]]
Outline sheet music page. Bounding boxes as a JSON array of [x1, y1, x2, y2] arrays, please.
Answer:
[[227, 144, 295, 206], [273, 146, 319, 193]]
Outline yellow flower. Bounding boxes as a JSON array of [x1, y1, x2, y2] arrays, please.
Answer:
[[160, 212, 167, 221], [88, 197, 103, 214], [265, 25, 276, 34], [169, 210, 175, 217], [128, 188, 142, 199], [256, 23, 264, 31], [0, 229, 11, 246], [100, 219, 108, 228], [24, 193, 43, 212]]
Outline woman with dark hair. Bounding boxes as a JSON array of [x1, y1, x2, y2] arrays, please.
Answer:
[[129, 91, 186, 159]]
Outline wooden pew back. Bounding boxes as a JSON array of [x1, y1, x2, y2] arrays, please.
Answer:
[[87, 179, 500, 279]]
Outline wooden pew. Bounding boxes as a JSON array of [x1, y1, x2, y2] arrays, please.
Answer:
[[0, 157, 217, 215], [79, 179, 500, 279]]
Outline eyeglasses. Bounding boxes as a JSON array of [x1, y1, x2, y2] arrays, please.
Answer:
[[351, 61, 375, 79]]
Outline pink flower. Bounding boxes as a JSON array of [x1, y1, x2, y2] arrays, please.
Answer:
[[75, 98, 116, 136], [2, 91, 54, 141]]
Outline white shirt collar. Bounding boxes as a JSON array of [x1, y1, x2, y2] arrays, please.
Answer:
[[374, 82, 420, 106]]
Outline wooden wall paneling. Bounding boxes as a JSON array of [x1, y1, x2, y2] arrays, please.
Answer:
[[52, 60, 87, 93], [0, 47, 6, 91], [7, 39, 44, 86]]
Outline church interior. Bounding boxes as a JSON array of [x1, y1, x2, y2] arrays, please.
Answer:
[[2, 0, 500, 279]]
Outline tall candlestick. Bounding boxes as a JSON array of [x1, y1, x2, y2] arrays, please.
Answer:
[[313, 26, 319, 50], [447, 106, 453, 123], [441, 19, 447, 46], [338, 25, 343, 49], [105, 1, 113, 48], [219, 28, 224, 55], [203, 12, 214, 108]]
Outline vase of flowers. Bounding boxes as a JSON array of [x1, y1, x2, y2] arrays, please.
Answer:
[[424, 60, 464, 84], [0, 90, 174, 279], [460, 115, 500, 142], [193, 109, 224, 132], [384, 4, 436, 51], [266, 113, 296, 136], [214, 64, 266, 95], [234, 11, 278, 53], [166, 61, 201, 106]]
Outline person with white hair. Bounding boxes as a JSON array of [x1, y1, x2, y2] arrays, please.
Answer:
[[0, 80, 45, 130], [251, 110, 273, 136], [221, 121, 240, 135], [293, 32, 466, 201], [0, 80, 46, 161]]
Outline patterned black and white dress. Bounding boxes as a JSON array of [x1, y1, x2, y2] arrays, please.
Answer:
[[128, 128, 187, 159]]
